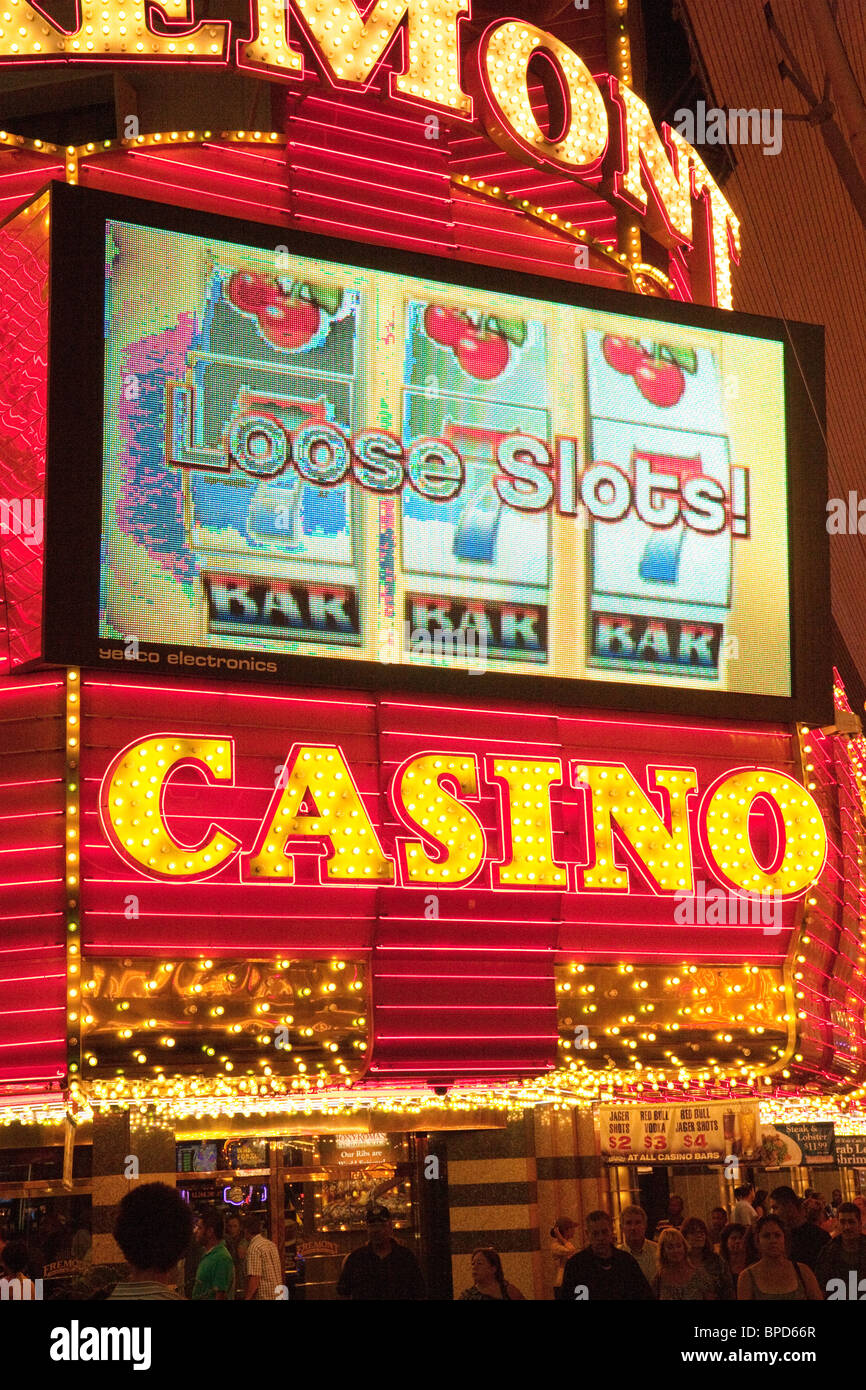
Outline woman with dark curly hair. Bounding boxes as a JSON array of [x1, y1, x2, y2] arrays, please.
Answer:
[[459, 1247, 526, 1301], [107, 1181, 194, 1300]]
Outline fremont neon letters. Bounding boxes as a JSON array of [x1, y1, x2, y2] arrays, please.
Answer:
[[0, 1, 740, 306], [99, 734, 828, 899]]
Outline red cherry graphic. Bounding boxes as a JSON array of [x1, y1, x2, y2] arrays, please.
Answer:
[[454, 329, 510, 380], [424, 304, 466, 347], [634, 358, 686, 408], [257, 295, 321, 350], [602, 333, 645, 376], [227, 271, 275, 313]]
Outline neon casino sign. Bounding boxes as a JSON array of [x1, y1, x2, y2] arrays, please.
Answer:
[[0, 0, 740, 303], [99, 733, 828, 900]]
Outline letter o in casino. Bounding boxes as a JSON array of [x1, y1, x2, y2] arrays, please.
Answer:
[[468, 19, 608, 174], [698, 768, 828, 898]]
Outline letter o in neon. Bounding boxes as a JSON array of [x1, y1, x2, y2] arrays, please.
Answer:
[[292, 423, 351, 485], [229, 415, 288, 478], [698, 768, 827, 898], [471, 19, 608, 173]]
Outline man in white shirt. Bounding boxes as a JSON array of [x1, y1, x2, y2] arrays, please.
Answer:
[[620, 1205, 659, 1284], [732, 1183, 758, 1226], [244, 1214, 284, 1301]]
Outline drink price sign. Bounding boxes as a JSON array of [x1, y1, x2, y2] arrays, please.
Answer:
[[600, 1103, 761, 1164]]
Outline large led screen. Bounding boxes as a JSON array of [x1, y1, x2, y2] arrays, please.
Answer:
[[44, 186, 829, 720]]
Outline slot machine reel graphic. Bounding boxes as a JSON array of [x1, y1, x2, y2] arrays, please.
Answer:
[[636, 453, 708, 585], [224, 271, 342, 355], [446, 420, 532, 567], [167, 260, 363, 651], [452, 481, 503, 563], [246, 471, 304, 551]]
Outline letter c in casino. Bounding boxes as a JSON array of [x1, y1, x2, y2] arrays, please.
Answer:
[[99, 734, 242, 881]]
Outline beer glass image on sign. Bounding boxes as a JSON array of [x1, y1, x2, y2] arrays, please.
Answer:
[[96, 213, 792, 698]]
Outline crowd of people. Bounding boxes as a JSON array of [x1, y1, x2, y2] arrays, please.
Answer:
[[2, 1180, 865, 1299], [545, 1184, 866, 1301]]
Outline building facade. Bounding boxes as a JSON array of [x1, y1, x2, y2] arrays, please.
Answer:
[[0, 0, 863, 1301]]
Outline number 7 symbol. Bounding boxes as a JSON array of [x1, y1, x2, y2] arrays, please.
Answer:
[[634, 451, 707, 585]]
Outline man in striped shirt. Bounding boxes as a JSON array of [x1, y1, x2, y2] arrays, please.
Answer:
[[243, 1214, 284, 1301]]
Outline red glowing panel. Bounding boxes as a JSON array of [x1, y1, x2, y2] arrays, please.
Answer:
[[0, 190, 49, 674], [0, 677, 66, 1092]]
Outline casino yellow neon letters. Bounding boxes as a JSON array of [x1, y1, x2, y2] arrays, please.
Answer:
[[576, 763, 697, 894], [392, 752, 485, 886], [699, 768, 827, 897], [100, 738, 827, 903], [486, 758, 569, 889]]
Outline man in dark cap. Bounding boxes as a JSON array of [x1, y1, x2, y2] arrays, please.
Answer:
[[336, 1204, 425, 1300]]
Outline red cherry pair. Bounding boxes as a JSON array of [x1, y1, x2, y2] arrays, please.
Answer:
[[227, 271, 321, 351], [602, 332, 686, 408], [424, 305, 510, 381]]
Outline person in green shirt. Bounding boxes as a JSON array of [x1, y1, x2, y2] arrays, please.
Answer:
[[192, 1208, 235, 1301]]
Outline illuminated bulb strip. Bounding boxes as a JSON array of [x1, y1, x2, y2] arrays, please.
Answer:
[[77, 131, 283, 161], [0, 129, 60, 155], [450, 173, 673, 294], [65, 668, 82, 1103], [606, 0, 634, 91], [7, 131, 286, 194]]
